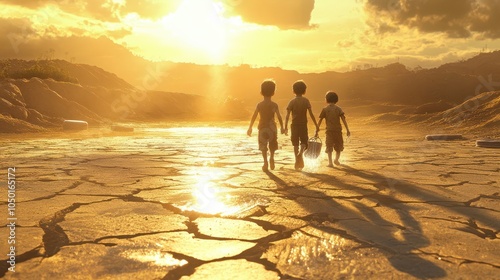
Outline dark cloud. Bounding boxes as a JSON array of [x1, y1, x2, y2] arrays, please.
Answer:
[[469, 0, 500, 38], [364, 0, 500, 38], [224, 0, 316, 29]]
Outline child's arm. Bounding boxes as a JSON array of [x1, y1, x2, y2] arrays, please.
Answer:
[[247, 108, 258, 136], [316, 117, 323, 137], [308, 107, 319, 133], [341, 114, 351, 136], [275, 106, 285, 134], [284, 110, 291, 135]]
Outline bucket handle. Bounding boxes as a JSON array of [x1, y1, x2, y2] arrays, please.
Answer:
[[309, 136, 322, 143]]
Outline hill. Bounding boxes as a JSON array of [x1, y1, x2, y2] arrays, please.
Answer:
[[0, 59, 248, 133], [365, 91, 500, 136]]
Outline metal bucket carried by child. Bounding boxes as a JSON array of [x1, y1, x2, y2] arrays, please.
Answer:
[[304, 136, 322, 159]]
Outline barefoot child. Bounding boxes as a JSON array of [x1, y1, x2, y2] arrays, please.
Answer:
[[247, 79, 285, 171], [284, 80, 318, 170], [316, 91, 351, 167]]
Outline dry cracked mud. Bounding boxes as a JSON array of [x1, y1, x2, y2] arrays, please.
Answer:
[[0, 122, 498, 279]]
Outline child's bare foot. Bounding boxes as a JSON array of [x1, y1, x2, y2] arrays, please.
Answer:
[[262, 162, 268, 172], [270, 158, 275, 170], [334, 160, 341, 166], [327, 163, 334, 168], [295, 155, 304, 170]]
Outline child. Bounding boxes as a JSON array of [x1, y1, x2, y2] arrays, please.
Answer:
[[247, 79, 285, 172], [316, 91, 351, 167], [284, 80, 318, 170]]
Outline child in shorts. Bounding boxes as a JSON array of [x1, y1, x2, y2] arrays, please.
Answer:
[[247, 79, 285, 171], [316, 91, 351, 167], [284, 80, 318, 170]]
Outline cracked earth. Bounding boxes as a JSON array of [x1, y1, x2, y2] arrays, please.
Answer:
[[0, 122, 499, 279]]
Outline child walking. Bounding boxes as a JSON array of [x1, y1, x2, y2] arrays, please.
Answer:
[[284, 80, 318, 170], [316, 91, 351, 167], [247, 79, 285, 172]]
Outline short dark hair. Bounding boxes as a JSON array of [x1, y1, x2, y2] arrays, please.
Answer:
[[293, 80, 306, 95], [326, 91, 338, 103], [261, 79, 276, 96]]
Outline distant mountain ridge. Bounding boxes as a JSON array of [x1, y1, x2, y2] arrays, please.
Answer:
[[1, 35, 500, 134], [0, 34, 500, 109], [2, 36, 500, 110], [0, 59, 248, 132]]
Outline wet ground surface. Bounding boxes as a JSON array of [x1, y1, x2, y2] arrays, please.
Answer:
[[0, 122, 499, 279]]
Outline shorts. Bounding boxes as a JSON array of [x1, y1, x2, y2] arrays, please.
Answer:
[[325, 130, 344, 153], [258, 127, 278, 152], [291, 124, 308, 148]]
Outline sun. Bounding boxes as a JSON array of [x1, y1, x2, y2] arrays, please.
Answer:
[[165, 0, 229, 62]]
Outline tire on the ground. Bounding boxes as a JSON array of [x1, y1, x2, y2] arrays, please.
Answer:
[[476, 139, 500, 148], [63, 120, 88, 131], [425, 134, 463, 141]]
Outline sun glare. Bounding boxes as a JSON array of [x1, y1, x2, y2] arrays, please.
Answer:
[[164, 0, 229, 62], [179, 166, 243, 216]]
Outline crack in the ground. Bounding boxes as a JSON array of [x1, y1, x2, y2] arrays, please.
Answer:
[[420, 216, 498, 239], [465, 193, 500, 207], [0, 197, 119, 275], [456, 218, 498, 240], [162, 228, 298, 280], [0, 181, 85, 205], [416, 250, 500, 269]]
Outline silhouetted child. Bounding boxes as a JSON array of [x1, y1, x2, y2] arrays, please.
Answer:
[[247, 79, 285, 172], [316, 91, 351, 167], [284, 80, 318, 170]]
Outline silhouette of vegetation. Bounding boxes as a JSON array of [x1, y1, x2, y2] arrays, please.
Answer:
[[7, 62, 78, 83]]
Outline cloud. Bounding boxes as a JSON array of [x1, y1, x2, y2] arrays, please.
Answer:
[[223, 0, 316, 29], [364, 0, 500, 38], [0, 0, 120, 22], [0, 9, 131, 57], [1, 0, 316, 30], [121, 0, 181, 20], [0, 0, 192, 22], [0, 18, 38, 55]]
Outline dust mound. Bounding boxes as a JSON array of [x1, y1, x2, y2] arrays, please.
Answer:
[[363, 91, 499, 137], [433, 91, 500, 131]]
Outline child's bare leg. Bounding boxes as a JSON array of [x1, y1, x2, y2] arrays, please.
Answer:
[[334, 151, 341, 165], [327, 152, 334, 167], [293, 146, 300, 169], [298, 144, 306, 156], [269, 150, 275, 170], [261, 150, 268, 171]]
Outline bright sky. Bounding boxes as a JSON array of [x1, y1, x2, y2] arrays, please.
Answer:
[[1, 0, 500, 72]]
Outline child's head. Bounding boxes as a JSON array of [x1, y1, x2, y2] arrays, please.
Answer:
[[325, 91, 339, 104], [261, 79, 276, 97], [293, 80, 307, 95]]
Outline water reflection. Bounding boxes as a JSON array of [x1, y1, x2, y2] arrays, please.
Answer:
[[182, 180, 243, 216], [267, 230, 355, 273], [177, 166, 270, 217], [143, 126, 243, 135], [123, 250, 188, 267]]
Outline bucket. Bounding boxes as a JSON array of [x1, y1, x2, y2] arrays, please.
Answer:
[[304, 136, 322, 159]]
